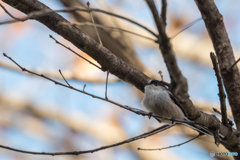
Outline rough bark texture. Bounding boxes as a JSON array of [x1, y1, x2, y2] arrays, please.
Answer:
[[194, 0, 240, 132], [2, 0, 150, 92], [2, 0, 240, 154], [59, 0, 150, 73], [146, 0, 188, 98]]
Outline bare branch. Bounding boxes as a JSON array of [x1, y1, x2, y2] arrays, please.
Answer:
[[0, 3, 23, 21], [227, 58, 240, 71], [59, 69, 72, 88], [87, 2, 102, 45], [138, 133, 203, 151], [213, 108, 234, 127], [105, 70, 109, 99], [49, 35, 102, 70], [194, 0, 240, 133], [2, 0, 240, 153], [2, 53, 201, 126], [160, 0, 167, 27], [145, 0, 240, 149], [0, 3, 157, 37], [2, 0, 150, 95], [0, 125, 174, 156], [146, 0, 188, 98], [0, 60, 117, 83], [170, 18, 202, 39], [210, 52, 228, 126], [59, 22, 157, 42], [158, 71, 163, 81]]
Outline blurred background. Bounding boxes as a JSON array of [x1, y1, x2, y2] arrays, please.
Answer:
[[0, 0, 239, 160]]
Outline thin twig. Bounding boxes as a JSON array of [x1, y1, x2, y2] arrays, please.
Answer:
[[0, 3, 23, 21], [213, 108, 234, 127], [87, 2, 102, 45], [2, 53, 199, 126], [83, 84, 86, 92], [0, 124, 173, 156], [138, 133, 203, 151], [170, 18, 202, 39], [49, 35, 102, 70], [59, 69, 72, 88], [227, 57, 240, 71], [158, 71, 163, 81], [105, 70, 109, 99], [0, 60, 118, 83], [160, 0, 167, 27], [59, 22, 157, 42], [210, 52, 228, 126], [0, 4, 157, 37]]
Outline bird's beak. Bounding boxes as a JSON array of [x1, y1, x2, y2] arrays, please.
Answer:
[[145, 81, 150, 86]]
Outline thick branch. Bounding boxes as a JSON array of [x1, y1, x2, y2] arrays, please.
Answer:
[[146, 0, 240, 151], [146, 0, 198, 126], [145, 0, 188, 99], [2, 0, 240, 152], [194, 0, 240, 132], [2, 0, 150, 92], [160, 0, 167, 27]]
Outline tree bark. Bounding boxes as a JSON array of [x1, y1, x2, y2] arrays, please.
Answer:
[[2, 0, 240, 154], [194, 0, 240, 132]]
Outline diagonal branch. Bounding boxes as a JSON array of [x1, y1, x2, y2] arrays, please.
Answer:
[[2, 0, 240, 153], [1, 0, 150, 92], [145, 0, 240, 151], [87, 2, 103, 45], [194, 0, 240, 133], [210, 52, 228, 126], [0, 60, 117, 83], [145, 0, 188, 99], [49, 35, 102, 70], [3, 53, 199, 125], [138, 133, 203, 151], [0, 3, 157, 37], [160, 0, 167, 27], [170, 18, 202, 39], [0, 125, 174, 156], [59, 21, 157, 42]]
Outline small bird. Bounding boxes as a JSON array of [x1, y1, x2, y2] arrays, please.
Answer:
[[141, 79, 212, 136], [142, 79, 185, 122]]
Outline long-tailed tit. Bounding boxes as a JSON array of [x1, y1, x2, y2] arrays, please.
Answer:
[[141, 79, 212, 136]]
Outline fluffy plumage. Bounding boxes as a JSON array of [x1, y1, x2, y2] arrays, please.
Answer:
[[141, 80, 185, 122], [141, 79, 213, 136]]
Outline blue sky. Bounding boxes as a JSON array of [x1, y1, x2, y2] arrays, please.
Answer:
[[0, 0, 238, 160]]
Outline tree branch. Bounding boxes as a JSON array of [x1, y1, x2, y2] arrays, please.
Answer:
[[145, 0, 188, 99], [0, 3, 157, 37], [3, 53, 199, 125], [194, 0, 240, 153], [146, 0, 240, 151], [138, 133, 203, 151], [194, 0, 240, 132], [0, 60, 118, 83], [210, 52, 228, 126], [59, 21, 157, 42], [1, 0, 150, 92], [160, 0, 167, 27], [2, 0, 240, 153], [0, 125, 174, 156], [49, 35, 102, 70]]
